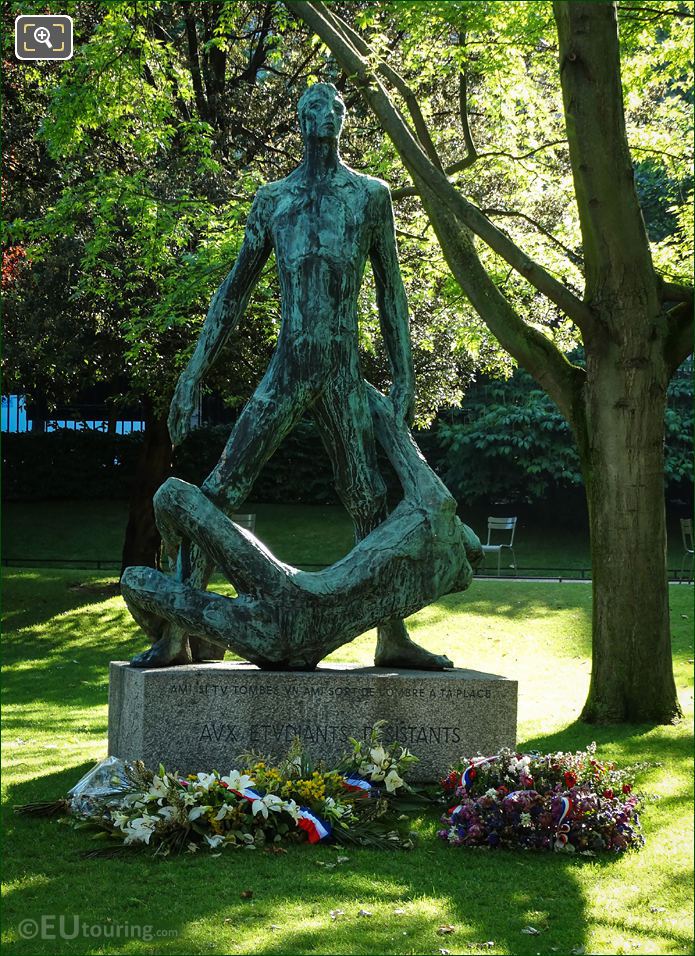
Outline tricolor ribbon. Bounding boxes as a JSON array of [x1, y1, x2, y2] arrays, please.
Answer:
[[460, 756, 496, 790], [557, 795, 572, 826], [342, 774, 374, 795], [231, 786, 264, 802], [297, 807, 332, 843]]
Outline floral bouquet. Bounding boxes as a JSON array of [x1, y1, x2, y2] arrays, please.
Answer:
[[438, 743, 645, 854], [17, 725, 420, 857], [341, 720, 420, 794]]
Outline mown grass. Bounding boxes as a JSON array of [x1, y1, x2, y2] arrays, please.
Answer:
[[3, 499, 692, 574], [2, 569, 693, 956]]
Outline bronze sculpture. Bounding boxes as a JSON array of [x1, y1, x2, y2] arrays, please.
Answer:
[[124, 83, 479, 669]]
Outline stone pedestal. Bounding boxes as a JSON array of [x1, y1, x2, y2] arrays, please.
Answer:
[[108, 662, 517, 782]]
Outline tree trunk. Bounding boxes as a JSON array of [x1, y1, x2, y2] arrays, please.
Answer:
[[579, 338, 681, 723], [120, 402, 171, 577]]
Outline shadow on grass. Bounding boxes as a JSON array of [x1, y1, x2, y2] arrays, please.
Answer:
[[1, 765, 600, 956], [5, 762, 692, 956]]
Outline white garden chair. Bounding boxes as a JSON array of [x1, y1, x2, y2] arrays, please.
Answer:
[[680, 518, 694, 583], [481, 516, 518, 576]]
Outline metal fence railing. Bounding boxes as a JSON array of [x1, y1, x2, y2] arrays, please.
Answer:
[[1, 557, 692, 583]]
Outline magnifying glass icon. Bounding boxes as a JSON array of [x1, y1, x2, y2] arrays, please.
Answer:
[[33, 26, 53, 49]]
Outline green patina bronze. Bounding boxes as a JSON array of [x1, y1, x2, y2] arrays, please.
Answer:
[[123, 83, 481, 670]]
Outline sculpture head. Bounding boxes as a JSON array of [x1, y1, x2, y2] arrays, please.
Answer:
[[298, 82, 346, 143]]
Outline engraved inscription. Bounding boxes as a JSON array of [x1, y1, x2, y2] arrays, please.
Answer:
[[198, 722, 462, 746], [173, 681, 492, 701]]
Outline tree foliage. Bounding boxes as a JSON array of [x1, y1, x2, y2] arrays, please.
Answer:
[[438, 360, 693, 505]]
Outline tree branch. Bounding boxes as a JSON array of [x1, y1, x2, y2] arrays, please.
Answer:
[[457, 30, 478, 168], [230, 2, 273, 87], [619, 4, 694, 20], [184, 13, 209, 122], [664, 299, 694, 377], [391, 140, 567, 199], [318, 3, 444, 170], [661, 280, 694, 304], [287, 1, 595, 337], [482, 207, 585, 267]]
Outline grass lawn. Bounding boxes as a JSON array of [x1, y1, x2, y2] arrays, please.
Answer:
[[3, 499, 691, 575], [2, 568, 693, 956]]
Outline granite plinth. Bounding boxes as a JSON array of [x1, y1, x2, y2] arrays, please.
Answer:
[[108, 662, 517, 782]]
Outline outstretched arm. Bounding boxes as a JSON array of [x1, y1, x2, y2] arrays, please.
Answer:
[[369, 184, 415, 424], [168, 189, 273, 445]]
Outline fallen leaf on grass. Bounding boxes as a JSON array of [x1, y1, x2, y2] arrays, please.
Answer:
[[649, 906, 666, 913], [240, 889, 254, 899], [439, 949, 451, 955], [329, 909, 345, 921], [522, 926, 541, 935], [336, 855, 349, 864], [269, 924, 281, 931], [358, 909, 373, 918], [437, 925, 456, 935], [393, 908, 406, 915], [570, 947, 585, 955]]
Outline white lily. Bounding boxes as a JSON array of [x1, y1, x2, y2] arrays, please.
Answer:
[[384, 769, 404, 793], [158, 805, 176, 821], [323, 797, 350, 820], [205, 834, 225, 849], [111, 810, 130, 829], [220, 770, 255, 792], [193, 772, 217, 791], [283, 799, 300, 821], [370, 768, 386, 782], [251, 793, 285, 819], [123, 815, 157, 845], [369, 745, 387, 769], [215, 804, 237, 821], [187, 805, 211, 822], [146, 776, 170, 801]]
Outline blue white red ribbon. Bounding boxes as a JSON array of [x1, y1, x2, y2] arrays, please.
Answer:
[[557, 795, 572, 826], [342, 774, 374, 795], [231, 786, 264, 802], [460, 756, 495, 790], [297, 807, 332, 843]]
